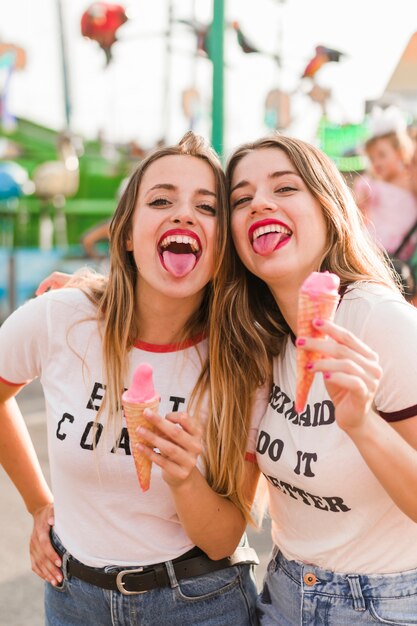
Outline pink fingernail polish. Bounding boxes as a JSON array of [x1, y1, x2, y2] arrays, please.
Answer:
[[296, 338, 306, 346], [306, 362, 313, 370], [324, 372, 331, 380], [313, 318, 324, 327]]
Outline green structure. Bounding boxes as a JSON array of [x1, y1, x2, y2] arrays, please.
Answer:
[[0, 118, 129, 248], [210, 0, 225, 157], [317, 117, 369, 172]]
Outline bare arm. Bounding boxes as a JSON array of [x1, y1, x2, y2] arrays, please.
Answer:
[[0, 380, 62, 584], [0, 382, 51, 513], [347, 414, 417, 522], [302, 319, 417, 522], [81, 221, 110, 259], [137, 409, 260, 559]]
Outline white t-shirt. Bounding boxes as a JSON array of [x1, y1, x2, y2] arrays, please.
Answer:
[[248, 282, 417, 574], [0, 289, 210, 567]]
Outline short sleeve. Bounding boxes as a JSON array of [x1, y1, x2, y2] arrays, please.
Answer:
[[361, 298, 417, 421], [0, 296, 49, 385], [246, 383, 270, 461]]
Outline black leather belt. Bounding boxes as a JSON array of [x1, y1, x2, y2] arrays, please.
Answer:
[[55, 544, 259, 595]]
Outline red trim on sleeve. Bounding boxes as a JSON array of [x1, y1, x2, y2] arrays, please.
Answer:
[[134, 333, 206, 353], [0, 376, 27, 387], [378, 404, 417, 422], [245, 452, 257, 463]]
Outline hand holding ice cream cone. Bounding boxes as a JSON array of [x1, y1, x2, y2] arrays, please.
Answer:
[[295, 271, 340, 413], [122, 363, 160, 492]]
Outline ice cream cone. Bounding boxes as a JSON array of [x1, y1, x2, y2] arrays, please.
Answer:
[[122, 397, 160, 492], [295, 274, 340, 413]]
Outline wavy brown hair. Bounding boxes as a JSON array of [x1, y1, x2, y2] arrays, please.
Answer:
[[210, 134, 400, 441]]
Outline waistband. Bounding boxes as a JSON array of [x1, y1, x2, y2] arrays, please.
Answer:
[[52, 533, 259, 596], [273, 547, 417, 603]]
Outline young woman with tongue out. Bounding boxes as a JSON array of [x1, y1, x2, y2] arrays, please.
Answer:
[[212, 134, 417, 625], [0, 133, 264, 626]]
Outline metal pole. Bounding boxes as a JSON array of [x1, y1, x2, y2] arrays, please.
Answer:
[[210, 0, 225, 156], [56, 0, 72, 129], [8, 252, 16, 315], [161, 0, 174, 143]]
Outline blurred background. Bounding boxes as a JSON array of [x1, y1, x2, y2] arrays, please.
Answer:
[[1, 0, 417, 318], [1, 2, 417, 622]]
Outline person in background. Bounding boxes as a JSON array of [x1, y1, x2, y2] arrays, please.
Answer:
[[0, 133, 263, 626], [214, 133, 417, 625], [354, 106, 417, 262], [79, 178, 129, 267], [410, 128, 417, 197], [80, 219, 110, 259]]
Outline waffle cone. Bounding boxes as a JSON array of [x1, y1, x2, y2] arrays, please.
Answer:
[[122, 397, 159, 492], [295, 291, 339, 413]]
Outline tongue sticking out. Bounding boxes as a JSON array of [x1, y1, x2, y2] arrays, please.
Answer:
[[253, 232, 286, 256], [162, 251, 197, 277]]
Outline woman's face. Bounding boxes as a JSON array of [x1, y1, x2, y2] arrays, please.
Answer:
[[230, 147, 327, 290], [367, 138, 404, 181], [127, 154, 218, 301]]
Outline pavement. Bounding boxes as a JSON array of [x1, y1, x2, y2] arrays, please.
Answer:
[[0, 379, 272, 626]]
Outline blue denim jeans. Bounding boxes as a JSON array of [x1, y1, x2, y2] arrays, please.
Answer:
[[257, 547, 417, 626], [45, 532, 259, 626]]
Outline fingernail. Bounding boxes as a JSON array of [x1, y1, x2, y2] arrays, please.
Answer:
[[55, 560, 61, 567], [143, 408, 153, 417], [313, 318, 324, 327], [137, 426, 145, 434], [296, 338, 306, 346], [306, 362, 314, 370], [324, 372, 331, 379]]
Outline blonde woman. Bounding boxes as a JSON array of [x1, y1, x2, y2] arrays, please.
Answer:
[[0, 133, 264, 626], [213, 135, 417, 625]]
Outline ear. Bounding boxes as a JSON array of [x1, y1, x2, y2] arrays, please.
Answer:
[[126, 235, 133, 251]]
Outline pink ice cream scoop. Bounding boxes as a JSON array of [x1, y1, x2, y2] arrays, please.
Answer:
[[122, 363, 158, 403], [300, 271, 340, 297], [295, 271, 340, 413], [122, 363, 160, 492]]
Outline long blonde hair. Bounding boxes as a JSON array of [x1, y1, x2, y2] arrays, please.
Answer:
[[210, 134, 400, 452], [83, 132, 256, 521]]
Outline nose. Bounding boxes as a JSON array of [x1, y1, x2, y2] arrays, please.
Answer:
[[250, 192, 275, 215], [171, 203, 196, 226]]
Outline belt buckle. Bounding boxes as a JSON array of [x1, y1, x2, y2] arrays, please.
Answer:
[[116, 567, 146, 595]]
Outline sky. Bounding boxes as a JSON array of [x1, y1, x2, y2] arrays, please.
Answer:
[[2, 0, 417, 155]]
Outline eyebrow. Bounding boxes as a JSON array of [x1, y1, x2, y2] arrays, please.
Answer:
[[147, 183, 216, 198], [230, 170, 300, 194]]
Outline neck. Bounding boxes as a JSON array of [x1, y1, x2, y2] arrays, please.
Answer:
[[268, 275, 304, 334], [135, 285, 205, 345]]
